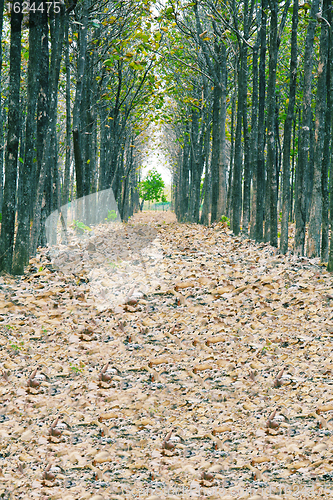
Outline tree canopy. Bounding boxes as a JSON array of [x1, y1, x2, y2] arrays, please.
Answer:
[[1, 0, 333, 272]]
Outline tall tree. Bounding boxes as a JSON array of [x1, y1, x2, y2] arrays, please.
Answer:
[[231, 0, 252, 236], [0, 2, 23, 273], [294, 0, 320, 255], [61, 11, 72, 217], [12, 10, 42, 274], [249, 13, 260, 239], [30, 3, 65, 255], [194, 1, 227, 223], [280, 0, 298, 254], [72, 0, 88, 202], [266, 0, 278, 247], [0, 0, 5, 214], [239, 0, 252, 235], [255, 0, 267, 242], [306, 0, 329, 258]]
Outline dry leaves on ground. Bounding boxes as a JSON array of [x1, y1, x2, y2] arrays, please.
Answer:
[[0, 211, 333, 499]]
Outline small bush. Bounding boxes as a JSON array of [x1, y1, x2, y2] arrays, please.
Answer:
[[72, 220, 91, 234], [106, 210, 117, 222], [220, 215, 230, 227]]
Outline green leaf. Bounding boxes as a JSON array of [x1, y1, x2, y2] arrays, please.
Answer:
[[129, 61, 144, 71], [90, 18, 100, 28]]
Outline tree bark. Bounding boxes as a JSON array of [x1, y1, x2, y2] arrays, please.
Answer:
[[98, 104, 109, 191], [321, 3, 333, 262], [210, 63, 222, 223], [189, 108, 199, 222], [241, 0, 251, 235], [200, 103, 211, 225], [12, 10, 41, 274], [30, 5, 65, 254], [280, 0, 298, 254], [73, 0, 88, 201], [227, 90, 236, 218], [307, 0, 329, 258], [0, 0, 5, 214], [61, 12, 71, 219], [295, 0, 320, 255], [321, 77, 330, 262], [255, 0, 267, 242], [200, 163, 211, 225], [180, 124, 190, 221], [249, 29, 259, 239], [325, 4, 333, 267], [216, 41, 227, 220], [266, 0, 278, 247], [232, 54, 243, 235], [34, 9, 49, 202], [0, 3, 23, 273]]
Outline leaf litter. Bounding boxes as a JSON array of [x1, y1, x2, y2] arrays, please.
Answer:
[[0, 212, 333, 499]]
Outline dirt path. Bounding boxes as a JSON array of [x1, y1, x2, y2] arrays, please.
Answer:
[[0, 211, 333, 499]]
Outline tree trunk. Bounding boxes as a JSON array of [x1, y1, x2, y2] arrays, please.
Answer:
[[61, 12, 71, 220], [180, 125, 190, 221], [0, 3, 22, 273], [73, 0, 88, 202], [280, 0, 298, 254], [227, 90, 236, 218], [307, 0, 329, 258], [323, 4, 332, 264], [328, 0, 333, 271], [35, 9, 50, 249], [232, 53, 243, 235], [34, 9, 49, 203], [30, 5, 65, 254], [98, 104, 109, 191], [189, 108, 199, 222], [12, 10, 41, 274], [321, 80, 330, 262], [290, 113, 297, 221], [200, 163, 211, 225], [249, 30, 259, 240], [266, 0, 278, 248], [210, 65, 222, 223], [0, 0, 4, 214], [216, 41, 227, 220], [295, 0, 320, 255], [48, 7, 65, 236], [241, 0, 251, 235], [200, 106, 211, 225], [255, 0, 267, 242]]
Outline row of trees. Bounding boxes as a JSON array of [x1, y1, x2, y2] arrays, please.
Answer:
[[1, 0, 333, 274], [0, 0, 165, 274], [159, 0, 333, 271]]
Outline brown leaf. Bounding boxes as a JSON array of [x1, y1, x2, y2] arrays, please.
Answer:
[[43, 464, 55, 481]]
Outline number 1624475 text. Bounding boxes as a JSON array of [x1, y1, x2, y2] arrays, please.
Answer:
[[7, 2, 61, 14]]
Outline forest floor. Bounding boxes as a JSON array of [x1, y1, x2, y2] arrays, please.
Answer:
[[1, 211, 333, 500]]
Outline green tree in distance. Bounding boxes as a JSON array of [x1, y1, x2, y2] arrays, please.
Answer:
[[139, 168, 165, 210]]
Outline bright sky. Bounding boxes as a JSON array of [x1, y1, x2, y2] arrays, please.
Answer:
[[141, 125, 172, 186], [143, 148, 172, 186]]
